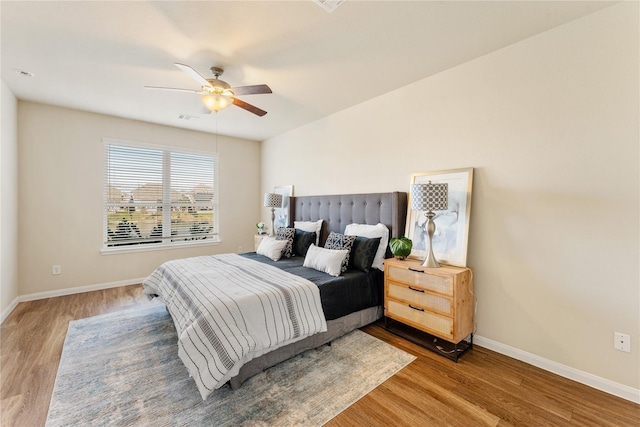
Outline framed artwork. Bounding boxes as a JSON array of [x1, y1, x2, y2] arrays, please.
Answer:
[[406, 168, 473, 267], [273, 185, 293, 229]]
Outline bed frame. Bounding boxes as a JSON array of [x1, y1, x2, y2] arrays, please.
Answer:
[[228, 191, 407, 389]]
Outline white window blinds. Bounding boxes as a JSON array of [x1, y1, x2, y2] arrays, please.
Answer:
[[103, 139, 219, 249]]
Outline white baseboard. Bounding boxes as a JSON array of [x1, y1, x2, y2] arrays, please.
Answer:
[[0, 297, 20, 324], [474, 335, 640, 404], [0, 278, 146, 324]]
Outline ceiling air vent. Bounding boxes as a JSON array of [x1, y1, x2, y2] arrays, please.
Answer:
[[14, 68, 34, 77], [177, 114, 198, 121], [312, 0, 346, 13]]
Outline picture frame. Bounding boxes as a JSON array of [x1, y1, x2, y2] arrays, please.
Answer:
[[406, 168, 473, 267], [273, 185, 293, 229]]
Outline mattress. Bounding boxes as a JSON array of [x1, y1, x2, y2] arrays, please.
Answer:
[[240, 252, 384, 320]]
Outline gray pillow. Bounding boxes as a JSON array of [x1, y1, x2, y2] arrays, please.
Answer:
[[293, 229, 316, 257], [349, 236, 381, 273]]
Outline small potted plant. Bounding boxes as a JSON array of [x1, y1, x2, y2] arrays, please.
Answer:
[[256, 222, 266, 235], [389, 237, 412, 260]]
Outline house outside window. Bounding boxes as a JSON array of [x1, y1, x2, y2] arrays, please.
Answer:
[[103, 139, 219, 251]]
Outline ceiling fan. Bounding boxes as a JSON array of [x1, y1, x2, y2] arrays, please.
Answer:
[[146, 63, 272, 117]]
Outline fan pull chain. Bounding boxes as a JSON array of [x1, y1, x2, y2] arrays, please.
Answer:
[[215, 111, 219, 154]]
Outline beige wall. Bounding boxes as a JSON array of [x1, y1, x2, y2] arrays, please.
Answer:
[[1, 81, 19, 314], [18, 102, 260, 296], [263, 3, 639, 390]]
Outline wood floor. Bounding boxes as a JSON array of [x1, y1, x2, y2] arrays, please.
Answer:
[[1, 285, 639, 427]]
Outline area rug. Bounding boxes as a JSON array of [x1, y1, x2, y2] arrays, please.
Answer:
[[46, 303, 415, 426]]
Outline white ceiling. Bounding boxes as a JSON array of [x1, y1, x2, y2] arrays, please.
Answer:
[[1, 1, 614, 142]]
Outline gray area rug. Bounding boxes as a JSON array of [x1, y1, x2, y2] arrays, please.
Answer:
[[46, 303, 415, 426]]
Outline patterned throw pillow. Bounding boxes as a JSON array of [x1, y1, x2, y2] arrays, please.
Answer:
[[324, 232, 357, 273], [349, 236, 382, 273], [293, 229, 316, 257], [275, 227, 295, 258]]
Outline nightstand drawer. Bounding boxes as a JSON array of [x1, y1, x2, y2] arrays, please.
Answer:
[[387, 300, 453, 339], [387, 265, 453, 295], [387, 282, 453, 316]]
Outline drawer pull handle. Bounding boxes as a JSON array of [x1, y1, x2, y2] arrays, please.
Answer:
[[408, 286, 425, 293], [408, 304, 424, 312], [408, 267, 424, 273]]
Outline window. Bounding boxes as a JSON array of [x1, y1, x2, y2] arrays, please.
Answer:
[[103, 139, 219, 250]]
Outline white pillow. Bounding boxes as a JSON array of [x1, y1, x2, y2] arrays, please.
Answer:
[[294, 220, 323, 246], [303, 244, 348, 277], [344, 223, 389, 271], [256, 237, 288, 261]]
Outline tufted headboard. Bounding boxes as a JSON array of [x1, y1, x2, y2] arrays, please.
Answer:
[[288, 192, 408, 247]]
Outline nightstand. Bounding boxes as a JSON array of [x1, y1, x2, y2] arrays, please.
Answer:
[[254, 234, 267, 251], [384, 257, 474, 361]]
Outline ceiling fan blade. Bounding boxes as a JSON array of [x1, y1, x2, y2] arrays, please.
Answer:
[[174, 63, 212, 88], [232, 98, 267, 117], [144, 86, 202, 94], [231, 84, 272, 96]]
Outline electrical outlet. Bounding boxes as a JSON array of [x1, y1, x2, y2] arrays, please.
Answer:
[[237, 246, 243, 253], [614, 332, 631, 353], [52, 265, 62, 275]]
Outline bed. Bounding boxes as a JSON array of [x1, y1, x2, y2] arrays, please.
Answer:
[[143, 191, 407, 398]]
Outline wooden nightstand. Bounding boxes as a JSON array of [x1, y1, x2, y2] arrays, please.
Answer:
[[384, 257, 474, 361], [254, 234, 267, 251]]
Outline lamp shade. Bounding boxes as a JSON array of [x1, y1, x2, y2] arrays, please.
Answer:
[[201, 94, 233, 112], [411, 182, 448, 211], [264, 193, 283, 208]]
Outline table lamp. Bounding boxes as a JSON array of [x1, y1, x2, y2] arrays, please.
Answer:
[[411, 181, 448, 267], [263, 193, 283, 237]]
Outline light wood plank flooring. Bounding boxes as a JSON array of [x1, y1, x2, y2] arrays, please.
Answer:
[[1, 285, 639, 426]]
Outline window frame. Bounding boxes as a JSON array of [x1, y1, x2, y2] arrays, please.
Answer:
[[101, 138, 220, 254]]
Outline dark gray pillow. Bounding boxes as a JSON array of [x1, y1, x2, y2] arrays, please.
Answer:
[[324, 232, 357, 273], [293, 229, 316, 257], [275, 227, 295, 258], [349, 236, 382, 273]]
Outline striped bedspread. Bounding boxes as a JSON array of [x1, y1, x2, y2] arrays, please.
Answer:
[[142, 253, 327, 400]]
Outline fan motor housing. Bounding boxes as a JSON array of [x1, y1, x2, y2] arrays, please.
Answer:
[[206, 79, 231, 90]]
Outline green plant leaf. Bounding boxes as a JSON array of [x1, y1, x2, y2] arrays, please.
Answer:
[[389, 237, 412, 258]]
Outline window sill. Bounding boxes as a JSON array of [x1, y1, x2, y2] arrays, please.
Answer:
[[101, 238, 221, 255]]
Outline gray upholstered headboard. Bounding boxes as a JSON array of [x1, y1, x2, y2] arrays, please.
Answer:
[[288, 192, 408, 246]]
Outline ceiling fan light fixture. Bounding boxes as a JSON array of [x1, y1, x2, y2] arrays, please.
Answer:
[[151, 63, 269, 116], [201, 93, 233, 112]]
